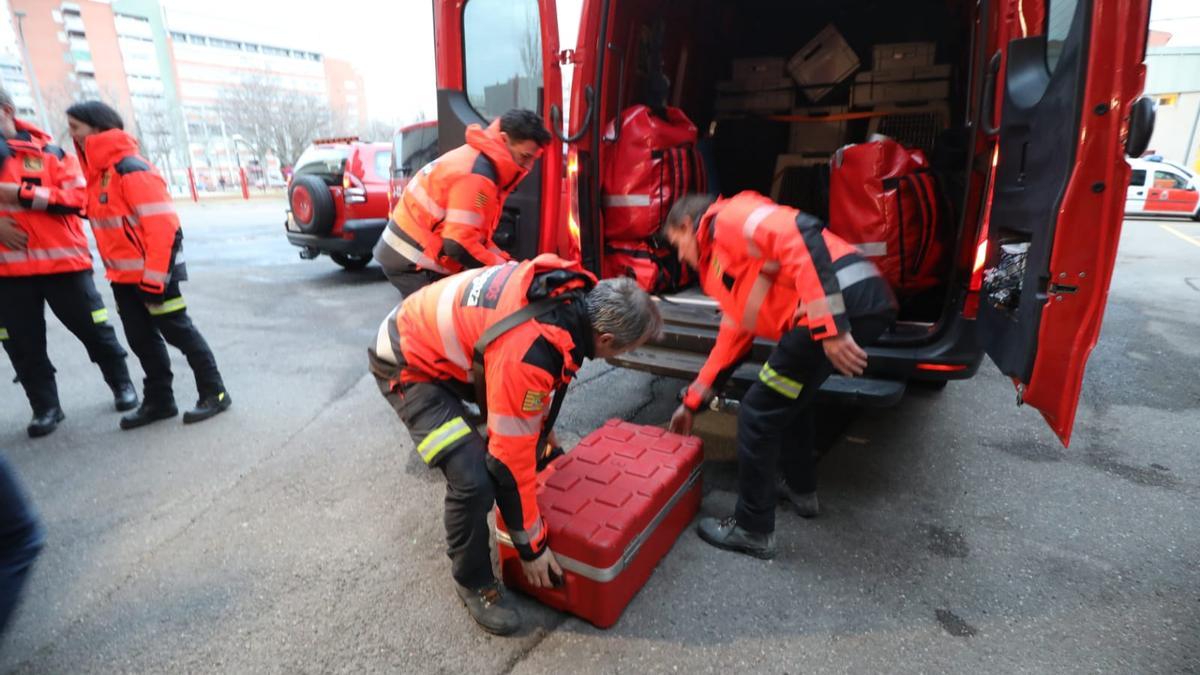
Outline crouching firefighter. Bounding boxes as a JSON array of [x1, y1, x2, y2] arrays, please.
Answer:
[[372, 109, 550, 297], [663, 192, 897, 560], [368, 255, 661, 635]]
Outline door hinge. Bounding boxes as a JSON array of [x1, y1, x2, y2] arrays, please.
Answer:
[[558, 49, 579, 66]]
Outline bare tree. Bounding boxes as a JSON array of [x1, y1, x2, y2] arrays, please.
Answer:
[[361, 118, 396, 143], [216, 74, 334, 167], [131, 97, 186, 188], [519, 6, 541, 85]]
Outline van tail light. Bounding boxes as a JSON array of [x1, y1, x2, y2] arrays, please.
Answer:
[[916, 362, 969, 372], [564, 148, 582, 260], [343, 172, 367, 204]]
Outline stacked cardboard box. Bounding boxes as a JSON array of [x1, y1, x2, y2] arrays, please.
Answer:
[[851, 42, 951, 107], [716, 58, 795, 113]]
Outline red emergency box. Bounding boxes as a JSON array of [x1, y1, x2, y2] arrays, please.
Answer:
[[495, 419, 703, 628]]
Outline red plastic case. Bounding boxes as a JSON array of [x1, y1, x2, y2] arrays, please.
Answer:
[[496, 419, 703, 628]]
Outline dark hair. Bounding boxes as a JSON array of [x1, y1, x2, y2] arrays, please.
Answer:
[[65, 100, 124, 131], [662, 194, 716, 237], [499, 109, 551, 146]]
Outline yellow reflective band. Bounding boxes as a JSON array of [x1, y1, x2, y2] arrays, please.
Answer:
[[147, 297, 187, 316], [91, 308, 109, 324], [418, 416, 472, 464], [0, 327, 7, 340], [759, 363, 802, 399]]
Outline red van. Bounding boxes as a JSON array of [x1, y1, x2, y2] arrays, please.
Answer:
[[431, 0, 1154, 445], [388, 120, 440, 214]]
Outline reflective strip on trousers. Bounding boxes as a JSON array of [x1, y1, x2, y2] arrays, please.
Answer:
[[417, 416, 472, 464], [741, 273, 772, 330], [105, 257, 144, 271], [91, 308, 109, 324], [31, 187, 50, 211], [602, 194, 652, 207], [759, 363, 803, 399], [143, 269, 170, 285], [133, 201, 176, 218], [507, 516, 544, 546], [741, 205, 776, 258], [835, 260, 880, 290], [490, 412, 545, 438], [0, 246, 91, 264], [147, 297, 187, 316], [444, 208, 482, 228], [404, 178, 446, 221], [437, 274, 472, 373], [0, 327, 7, 340], [380, 226, 450, 274], [374, 306, 400, 365]]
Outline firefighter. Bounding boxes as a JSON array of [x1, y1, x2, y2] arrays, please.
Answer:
[[0, 88, 137, 438], [663, 192, 897, 559], [369, 255, 661, 635], [65, 101, 231, 429], [372, 109, 551, 297]]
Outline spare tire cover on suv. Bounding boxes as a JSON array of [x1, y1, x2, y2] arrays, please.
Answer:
[[289, 174, 337, 235]]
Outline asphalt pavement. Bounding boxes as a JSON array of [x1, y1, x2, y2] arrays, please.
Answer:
[[0, 202, 1197, 673]]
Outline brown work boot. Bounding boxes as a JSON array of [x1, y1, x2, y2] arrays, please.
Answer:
[[455, 582, 521, 635]]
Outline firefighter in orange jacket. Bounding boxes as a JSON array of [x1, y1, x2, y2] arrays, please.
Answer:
[[369, 255, 660, 635], [0, 89, 136, 437], [66, 101, 231, 429], [373, 109, 551, 296], [663, 192, 897, 560]]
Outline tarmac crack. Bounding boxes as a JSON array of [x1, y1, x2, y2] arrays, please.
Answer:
[[4, 370, 373, 674], [499, 615, 569, 675]]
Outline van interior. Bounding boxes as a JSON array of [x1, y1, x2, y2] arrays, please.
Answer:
[[585, 0, 984, 343]]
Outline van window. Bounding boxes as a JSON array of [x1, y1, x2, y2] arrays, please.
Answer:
[[1129, 169, 1146, 187], [1045, 0, 1079, 72], [396, 125, 440, 178], [463, 0, 542, 120], [1153, 170, 1189, 190], [294, 146, 349, 185], [373, 151, 392, 181]]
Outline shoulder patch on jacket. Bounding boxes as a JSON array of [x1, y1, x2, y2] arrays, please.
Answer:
[[42, 144, 66, 160], [521, 335, 564, 379], [470, 153, 498, 183], [115, 157, 151, 175]]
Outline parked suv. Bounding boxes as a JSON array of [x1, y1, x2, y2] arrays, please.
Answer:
[[285, 137, 391, 270], [389, 120, 440, 214]]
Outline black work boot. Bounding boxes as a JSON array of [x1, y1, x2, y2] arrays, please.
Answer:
[[28, 408, 65, 438], [120, 400, 178, 430], [182, 391, 231, 425], [111, 382, 139, 412], [777, 478, 820, 519], [697, 515, 776, 560], [454, 582, 521, 636]]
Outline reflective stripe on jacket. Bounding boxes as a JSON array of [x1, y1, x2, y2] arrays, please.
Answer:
[[376, 120, 525, 276], [372, 254, 596, 560], [0, 118, 91, 277], [76, 129, 180, 293], [683, 191, 890, 411]]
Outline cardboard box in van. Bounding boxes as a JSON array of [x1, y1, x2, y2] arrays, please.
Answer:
[[873, 42, 937, 71], [788, 106, 850, 154], [787, 24, 860, 102]]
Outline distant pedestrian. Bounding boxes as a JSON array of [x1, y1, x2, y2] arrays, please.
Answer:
[[0, 454, 43, 639], [66, 100, 232, 429], [0, 87, 138, 438]]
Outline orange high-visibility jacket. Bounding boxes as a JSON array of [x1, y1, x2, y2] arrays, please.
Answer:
[[682, 191, 887, 411], [373, 254, 596, 559], [76, 129, 181, 293], [377, 120, 526, 275], [0, 118, 91, 277]]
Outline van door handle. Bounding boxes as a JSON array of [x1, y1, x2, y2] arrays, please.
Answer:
[[1135, 191, 1144, 196], [981, 50, 1003, 136], [550, 85, 595, 144]]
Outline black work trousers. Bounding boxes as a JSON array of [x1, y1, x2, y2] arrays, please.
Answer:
[[383, 267, 443, 300], [372, 359, 496, 590], [735, 312, 894, 535], [111, 280, 224, 404], [0, 455, 43, 637], [0, 272, 131, 414]]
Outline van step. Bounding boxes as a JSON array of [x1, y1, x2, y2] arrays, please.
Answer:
[[607, 345, 906, 408]]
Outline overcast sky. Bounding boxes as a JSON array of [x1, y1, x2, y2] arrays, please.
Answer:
[[160, 0, 1195, 124]]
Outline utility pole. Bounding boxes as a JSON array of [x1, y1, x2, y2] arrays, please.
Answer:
[[14, 11, 53, 134]]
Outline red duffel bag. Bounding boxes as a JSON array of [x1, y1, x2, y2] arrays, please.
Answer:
[[601, 105, 706, 240], [829, 138, 945, 295], [603, 239, 693, 293]]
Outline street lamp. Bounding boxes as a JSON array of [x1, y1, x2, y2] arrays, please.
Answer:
[[14, 11, 53, 134]]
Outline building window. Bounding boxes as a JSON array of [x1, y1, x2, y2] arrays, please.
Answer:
[[1156, 94, 1178, 107]]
